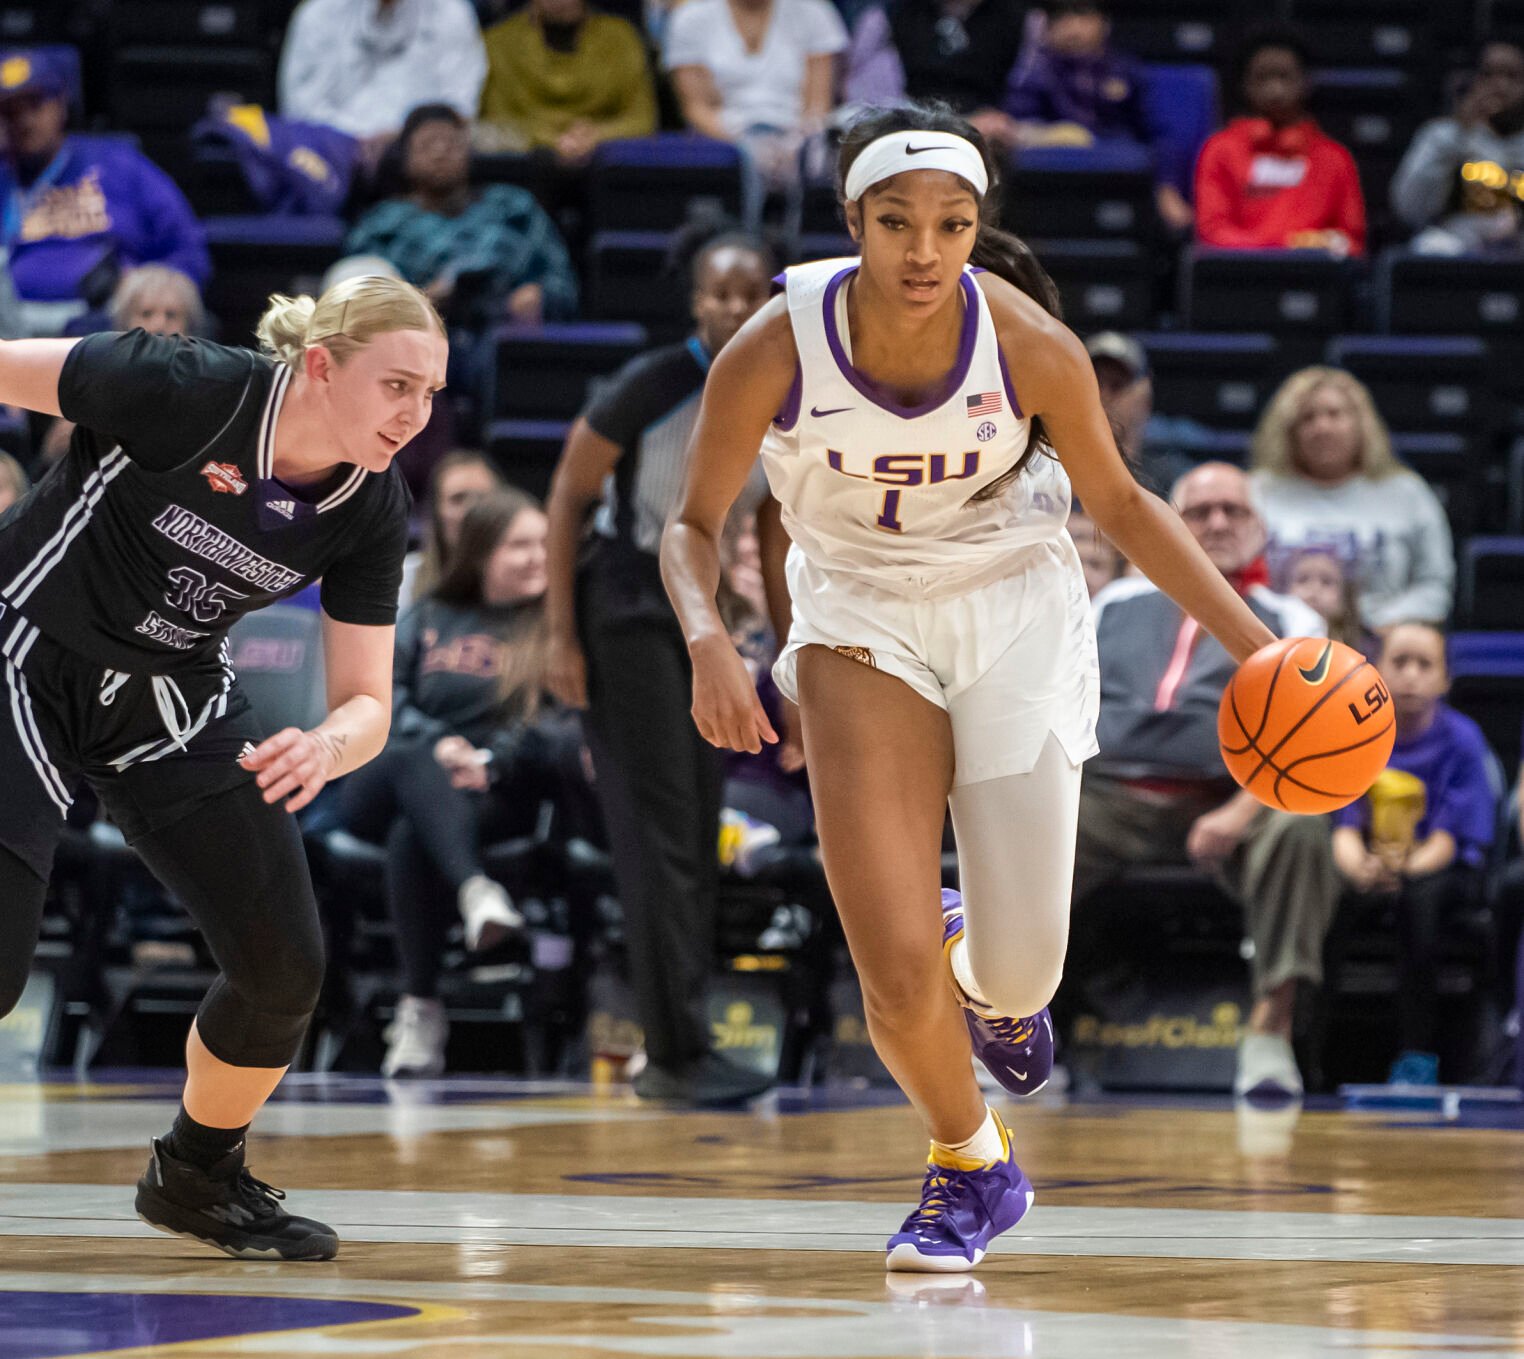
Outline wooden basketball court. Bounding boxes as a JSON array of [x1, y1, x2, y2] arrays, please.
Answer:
[[3, 1074, 1522, 1357]]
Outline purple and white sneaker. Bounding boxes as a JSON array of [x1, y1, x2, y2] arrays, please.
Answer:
[[941, 889, 1054, 1097], [886, 1112, 1035, 1272]]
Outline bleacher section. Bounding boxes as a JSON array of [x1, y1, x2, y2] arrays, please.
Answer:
[[6, 0, 1523, 1092]]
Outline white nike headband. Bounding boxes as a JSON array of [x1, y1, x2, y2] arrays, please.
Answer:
[[843, 130, 990, 203]]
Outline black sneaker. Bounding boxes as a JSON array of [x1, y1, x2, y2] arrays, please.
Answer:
[[631, 1052, 774, 1106], [135, 1138, 339, 1261]]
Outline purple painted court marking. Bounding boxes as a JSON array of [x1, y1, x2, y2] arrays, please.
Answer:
[[0, 1293, 417, 1359], [821, 266, 980, 418]]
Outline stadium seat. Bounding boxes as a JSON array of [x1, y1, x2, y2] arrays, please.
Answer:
[[1312, 68, 1423, 225], [107, 1, 270, 46], [1458, 538, 1524, 632], [1492, 0, 1524, 46], [108, 46, 273, 133], [485, 419, 571, 501], [1144, 63, 1218, 199], [586, 231, 688, 338], [1031, 239, 1157, 331], [1108, 0, 1247, 63], [227, 605, 327, 735], [1183, 251, 1357, 360], [1132, 332, 1284, 430], [1324, 336, 1495, 440], [1508, 438, 1524, 534], [109, 43, 274, 182], [1390, 432, 1479, 539], [1004, 143, 1156, 241], [586, 135, 743, 235], [1448, 632, 1524, 786], [0, 5, 68, 42], [488, 322, 648, 422], [1287, 0, 1440, 70], [1376, 251, 1524, 381], [201, 214, 346, 347]]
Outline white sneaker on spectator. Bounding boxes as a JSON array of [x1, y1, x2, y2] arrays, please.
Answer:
[[1234, 1032, 1303, 1100], [382, 996, 448, 1079], [458, 874, 523, 952]]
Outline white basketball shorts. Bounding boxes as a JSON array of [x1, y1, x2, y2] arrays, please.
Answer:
[[773, 534, 1100, 786]]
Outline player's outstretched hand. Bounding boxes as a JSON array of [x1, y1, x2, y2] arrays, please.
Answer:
[[239, 727, 344, 813], [689, 635, 777, 754]]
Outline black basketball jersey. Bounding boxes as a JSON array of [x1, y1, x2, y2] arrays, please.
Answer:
[[0, 330, 410, 675]]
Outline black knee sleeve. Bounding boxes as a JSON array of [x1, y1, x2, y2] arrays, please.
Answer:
[[128, 781, 326, 1069], [196, 968, 321, 1068]]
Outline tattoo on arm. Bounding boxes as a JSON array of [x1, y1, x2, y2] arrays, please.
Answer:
[[311, 730, 348, 774]]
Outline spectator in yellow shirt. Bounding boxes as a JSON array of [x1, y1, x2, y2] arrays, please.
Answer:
[[480, 0, 658, 165]]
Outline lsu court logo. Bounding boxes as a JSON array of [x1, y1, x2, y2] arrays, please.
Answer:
[[200, 461, 248, 496]]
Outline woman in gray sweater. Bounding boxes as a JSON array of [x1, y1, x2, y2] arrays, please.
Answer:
[[1249, 367, 1453, 632]]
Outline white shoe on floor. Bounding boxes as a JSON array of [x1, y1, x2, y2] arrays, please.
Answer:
[[382, 995, 448, 1079], [1234, 1032, 1303, 1099], [458, 874, 523, 951]]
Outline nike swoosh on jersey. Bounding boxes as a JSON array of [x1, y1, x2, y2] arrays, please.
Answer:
[[905, 143, 956, 155], [1298, 641, 1334, 685], [809, 405, 853, 417]]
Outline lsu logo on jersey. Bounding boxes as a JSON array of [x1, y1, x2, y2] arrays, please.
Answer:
[[825, 449, 981, 486], [826, 448, 983, 533], [200, 461, 248, 496]]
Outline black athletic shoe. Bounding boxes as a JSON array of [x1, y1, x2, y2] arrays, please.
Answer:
[[135, 1138, 339, 1261], [632, 1051, 774, 1106]]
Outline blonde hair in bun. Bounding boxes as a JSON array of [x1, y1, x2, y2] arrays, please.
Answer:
[[255, 274, 443, 370]]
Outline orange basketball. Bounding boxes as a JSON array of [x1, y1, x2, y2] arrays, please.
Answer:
[[1218, 637, 1395, 814]]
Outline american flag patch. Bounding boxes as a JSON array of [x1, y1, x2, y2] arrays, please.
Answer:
[[966, 392, 1001, 418]]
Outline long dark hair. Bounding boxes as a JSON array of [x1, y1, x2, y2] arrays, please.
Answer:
[[415, 449, 504, 599], [432, 488, 550, 717], [837, 101, 1061, 494]]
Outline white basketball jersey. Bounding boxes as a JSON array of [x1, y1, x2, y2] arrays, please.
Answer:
[[759, 257, 1072, 599]]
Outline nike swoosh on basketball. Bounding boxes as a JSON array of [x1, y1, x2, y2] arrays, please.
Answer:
[[905, 143, 955, 155], [810, 405, 853, 417], [1298, 641, 1334, 685]]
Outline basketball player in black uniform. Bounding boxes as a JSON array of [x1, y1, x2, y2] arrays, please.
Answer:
[[0, 274, 447, 1260]]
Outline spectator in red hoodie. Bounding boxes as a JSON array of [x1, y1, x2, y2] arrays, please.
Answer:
[[1194, 26, 1365, 258]]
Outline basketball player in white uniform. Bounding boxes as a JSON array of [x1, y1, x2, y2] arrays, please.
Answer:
[[661, 102, 1279, 1270]]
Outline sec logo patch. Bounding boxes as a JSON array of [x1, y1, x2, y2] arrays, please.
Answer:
[[975, 421, 997, 442]]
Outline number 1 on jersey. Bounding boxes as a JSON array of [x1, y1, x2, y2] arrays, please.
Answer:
[[876, 489, 904, 533]]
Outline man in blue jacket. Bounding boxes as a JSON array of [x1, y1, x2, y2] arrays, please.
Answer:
[[0, 51, 210, 335]]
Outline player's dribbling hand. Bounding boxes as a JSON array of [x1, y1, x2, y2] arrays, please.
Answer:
[[239, 727, 344, 813], [689, 636, 777, 754]]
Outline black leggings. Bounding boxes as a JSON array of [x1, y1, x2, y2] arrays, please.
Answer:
[[339, 738, 539, 998], [0, 780, 324, 1068]]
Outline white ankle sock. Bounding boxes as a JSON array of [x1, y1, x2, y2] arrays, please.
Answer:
[[933, 1106, 1005, 1165], [950, 938, 992, 1010]]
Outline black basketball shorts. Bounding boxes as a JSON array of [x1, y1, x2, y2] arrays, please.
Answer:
[[0, 605, 265, 879]]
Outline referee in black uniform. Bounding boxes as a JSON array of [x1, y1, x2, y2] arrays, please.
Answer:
[[545, 233, 794, 1104], [0, 274, 446, 1260]]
